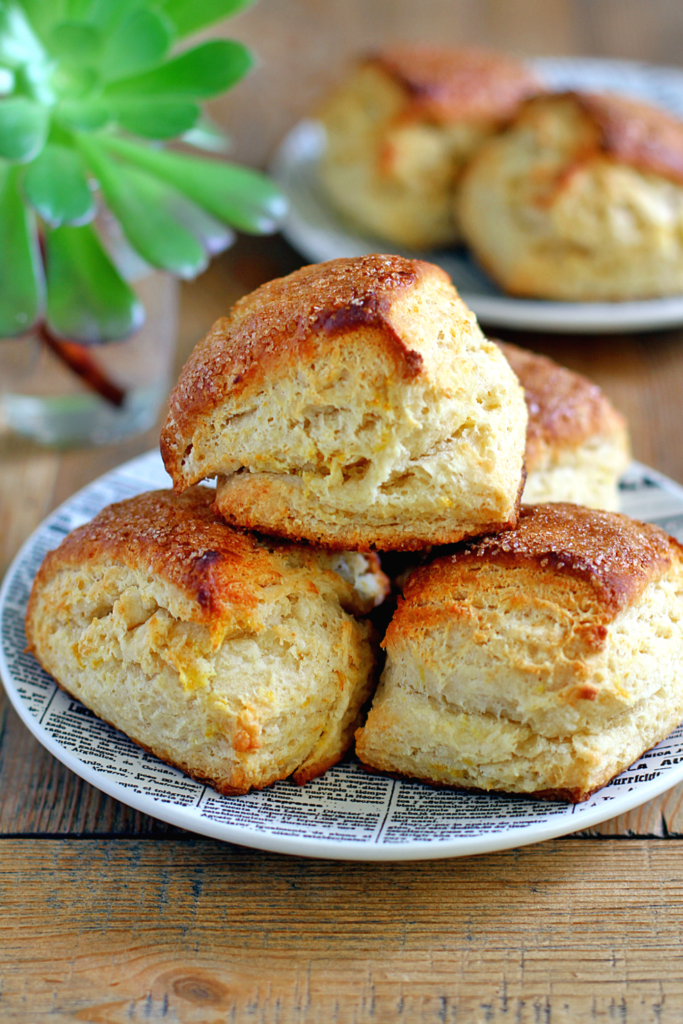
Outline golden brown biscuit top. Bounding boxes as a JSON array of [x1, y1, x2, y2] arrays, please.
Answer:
[[524, 91, 683, 185], [402, 504, 679, 620], [226, 254, 439, 364], [370, 45, 541, 124], [30, 488, 385, 634], [578, 91, 683, 183], [161, 255, 452, 476], [496, 340, 627, 465]]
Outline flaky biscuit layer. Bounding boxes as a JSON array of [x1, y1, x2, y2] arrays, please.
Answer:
[[498, 340, 630, 509], [162, 255, 528, 550], [26, 488, 386, 795], [357, 504, 683, 801], [459, 92, 683, 300], [319, 47, 541, 248]]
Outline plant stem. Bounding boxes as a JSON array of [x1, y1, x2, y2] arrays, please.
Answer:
[[39, 325, 127, 408]]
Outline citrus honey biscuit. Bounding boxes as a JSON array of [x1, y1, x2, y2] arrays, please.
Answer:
[[497, 341, 630, 509], [25, 488, 388, 795], [319, 45, 542, 249], [356, 504, 683, 802], [161, 255, 528, 551], [458, 91, 683, 300]]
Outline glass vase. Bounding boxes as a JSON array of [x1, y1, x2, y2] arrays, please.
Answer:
[[0, 271, 178, 448]]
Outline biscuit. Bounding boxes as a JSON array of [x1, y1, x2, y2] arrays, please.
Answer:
[[25, 488, 388, 795], [497, 341, 630, 509], [160, 254, 528, 551], [356, 504, 683, 802], [319, 46, 542, 249], [458, 91, 683, 300]]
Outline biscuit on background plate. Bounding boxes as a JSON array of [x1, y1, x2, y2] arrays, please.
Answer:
[[458, 91, 683, 301], [356, 504, 683, 802], [319, 45, 542, 249], [161, 254, 528, 551], [25, 488, 388, 795]]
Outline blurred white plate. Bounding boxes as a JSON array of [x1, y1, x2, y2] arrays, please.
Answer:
[[3, 452, 683, 860], [271, 57, 683, 334]]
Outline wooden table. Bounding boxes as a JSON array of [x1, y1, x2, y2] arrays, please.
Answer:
[[3, 234, 683, 1022], [5, 0, 683, 1015]]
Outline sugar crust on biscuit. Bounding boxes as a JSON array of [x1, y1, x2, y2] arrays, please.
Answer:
[[356, 504, 683, 802], [161, 255, 528, 551], [25, 488, 387, 795], [497, 340, 630, 509]]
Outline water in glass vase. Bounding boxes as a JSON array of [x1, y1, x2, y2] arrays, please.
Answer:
[[0, 273, 178, 447]]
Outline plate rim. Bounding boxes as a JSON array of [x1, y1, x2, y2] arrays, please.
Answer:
[[271, 53, 683, 334], [2, 450, 683, 861]]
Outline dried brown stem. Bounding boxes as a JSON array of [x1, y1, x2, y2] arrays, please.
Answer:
[[39, 326, 127, 408]]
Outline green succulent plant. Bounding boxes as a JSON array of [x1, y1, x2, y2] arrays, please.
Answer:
[[0, 0, 286, 346]]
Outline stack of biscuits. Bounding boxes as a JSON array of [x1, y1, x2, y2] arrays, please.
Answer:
[[319, 46, 683, 301], [26, 255, 683, 804]]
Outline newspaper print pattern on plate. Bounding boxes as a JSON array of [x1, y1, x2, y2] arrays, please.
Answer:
[[2, 451, 683, 861]]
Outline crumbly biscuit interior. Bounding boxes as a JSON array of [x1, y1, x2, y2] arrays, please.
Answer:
[[188, 276, 526, 533], [29, 561, 377, 794], [356, 563, 683, 798], [522, 435, 629, 510], [458, 95, 683, 300], [320, 64, 484, 248]]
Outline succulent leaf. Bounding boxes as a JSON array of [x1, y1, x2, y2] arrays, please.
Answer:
[[55, 97, 109, 130], [67, 0, 103, 20], [22, 142, 95, 225], [100, 7, 173, 82], [13, 0, 64, 46], [103, 39, 253, 100], [0, 97, 48, 162], [159, 0, 256, 40], [77, 134, 207, 277], [182, 115, 231, 153], [48, 19, 102, 63], [100, 135, 287, 233], [0, 67, 14, 93], [2, 0, 287, 347], [0, 1, 46, 67], [18, 60, 57, 105], [108, 96, 199, 139], [0, 161, 43, 336], [64, 0, 141, 34], [176, 202, 234, 256], [45, 221, 144, 343]]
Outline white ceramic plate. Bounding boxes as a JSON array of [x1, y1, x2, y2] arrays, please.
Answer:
[[271, 57, 683, 334], [3, 451, 683, 861]]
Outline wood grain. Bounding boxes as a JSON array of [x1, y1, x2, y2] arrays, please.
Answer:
[[0, 435, 60, 582], [1, 838, 683, 1022], [0, 692, 181, 838]]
